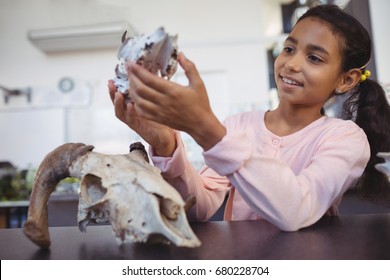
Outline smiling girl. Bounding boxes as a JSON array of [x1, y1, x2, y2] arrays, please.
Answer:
[[109, 4, 390, 230]]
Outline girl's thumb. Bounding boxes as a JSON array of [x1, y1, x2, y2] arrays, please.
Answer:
[[178, 52, 204, 89]]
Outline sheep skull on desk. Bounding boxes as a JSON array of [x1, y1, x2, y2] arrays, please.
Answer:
[[23, 142, 200, 249]]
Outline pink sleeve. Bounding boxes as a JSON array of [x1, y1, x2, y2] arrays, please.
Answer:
[[203, 123, 370, 231], [150, 132, 230, 221]]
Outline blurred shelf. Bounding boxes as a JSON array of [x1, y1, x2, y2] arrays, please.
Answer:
[[0, 192, 80, 229], [0, 200, 29, 208]]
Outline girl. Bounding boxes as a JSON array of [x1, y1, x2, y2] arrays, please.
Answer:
[[109, 4, 390, 231]]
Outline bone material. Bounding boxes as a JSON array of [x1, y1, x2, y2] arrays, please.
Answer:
[[23, 142, 201, 248], [375, 152, 390, 181], [113, 26, 178, 94]]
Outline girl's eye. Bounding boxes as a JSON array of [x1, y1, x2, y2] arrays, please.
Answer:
[[308, 54, 323, 63], [283, 46, 294, 54]]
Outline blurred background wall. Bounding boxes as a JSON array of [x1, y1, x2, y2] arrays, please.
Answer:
[[0, 0, 389, 170]]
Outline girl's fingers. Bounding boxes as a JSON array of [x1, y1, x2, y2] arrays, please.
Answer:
[[132, 96, 162, 120], [127, 62, 176, 94], [108, 80, 117, 103], [113, 91, 127, 120], [128, 67, 166, 105], [178, 52, 203, 89]]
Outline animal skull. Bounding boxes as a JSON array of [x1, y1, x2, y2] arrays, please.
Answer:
[[23, 142, 201, 248], [113, 26, 178, 94]]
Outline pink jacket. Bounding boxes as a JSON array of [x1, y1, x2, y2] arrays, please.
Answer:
[[151, 110, 370, 231]]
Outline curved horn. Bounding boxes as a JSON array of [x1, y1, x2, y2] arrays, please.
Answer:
[[129, 141, 149, 162], [23, 143, 94, 248], [121, 30, 128, 43]]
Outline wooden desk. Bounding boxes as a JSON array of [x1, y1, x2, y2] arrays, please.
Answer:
[[0, 213, 389, 260]]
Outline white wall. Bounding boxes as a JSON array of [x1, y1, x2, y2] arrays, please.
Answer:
[[0, 0, 283, 168], [0, 0, 388, 169], [370, 0, 390, 86]]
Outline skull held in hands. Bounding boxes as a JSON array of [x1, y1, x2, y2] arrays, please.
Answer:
[[113, 26, 178, 94]]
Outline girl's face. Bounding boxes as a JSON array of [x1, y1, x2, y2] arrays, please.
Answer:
[[274, 17, 344, 110]]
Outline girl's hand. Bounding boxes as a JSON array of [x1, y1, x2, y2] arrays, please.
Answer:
[[108, 80, 176, 157], [127, 53, 226, 150]]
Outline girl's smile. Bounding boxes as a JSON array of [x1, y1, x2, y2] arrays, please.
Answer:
[[280, 75, 304, 87]]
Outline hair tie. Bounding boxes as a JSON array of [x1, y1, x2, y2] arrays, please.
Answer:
[[360, 69, 371, 82]]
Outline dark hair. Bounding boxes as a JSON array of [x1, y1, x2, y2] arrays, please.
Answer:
[[298, 5, 390, 204]]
